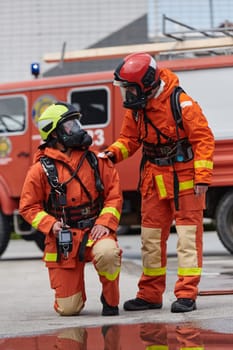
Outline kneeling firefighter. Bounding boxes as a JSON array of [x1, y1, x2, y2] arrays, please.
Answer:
[[19, 102, 122, 316]]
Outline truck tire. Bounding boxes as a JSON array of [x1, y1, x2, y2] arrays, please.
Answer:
[[21, 228, 45, 252], [0, 212, 11, 256], [34, 231, 45, 252], [216, 190, 233, 254]]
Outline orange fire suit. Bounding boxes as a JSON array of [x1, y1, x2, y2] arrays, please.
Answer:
[[107, 68, 215, 303], [19, 147, 122, 315], [140, 323, 204, 349]]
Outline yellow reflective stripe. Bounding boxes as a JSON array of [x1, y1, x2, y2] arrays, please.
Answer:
[[112, 141, 129, 159], [146, 346, 168, 350], [178, 267, 202, 276], [155, 175, 167, 198], [44, 253, 57, 262], [98, 267, 120, 281], [99, 207, 121, 221], [179, 180, 194, 191], [86, 239, 94, 247], [32, 211, 48, 229], [143, 266, 166, 276], [181, 348, 204, 350], [194, 160, 213, 169]]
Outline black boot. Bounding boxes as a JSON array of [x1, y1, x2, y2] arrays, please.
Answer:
[[171, 298, 197, 313], [124, 298, 162, 311], [100, 294, 119, 316]]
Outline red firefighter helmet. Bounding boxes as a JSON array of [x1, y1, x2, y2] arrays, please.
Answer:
[[114, 52, 160, 110]]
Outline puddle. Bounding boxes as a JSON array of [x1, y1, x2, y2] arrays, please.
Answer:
[[0, 321, 233, 349]]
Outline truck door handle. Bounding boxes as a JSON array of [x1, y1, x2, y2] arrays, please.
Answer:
[[17, 152, 30, 158]]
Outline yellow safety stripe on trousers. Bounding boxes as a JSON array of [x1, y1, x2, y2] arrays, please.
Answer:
[[99, 207, 121, 221], [181, 348, 204, 350], [155, 175, 167, 198], [178, 267, 202, 276], [194, 159, 213, 169], [111, 141, 129, 159], [179, 179, 194, 191], [98, 266, 121, 281], [44, 252, 57, 262], [32, 210, 48, 229], [156, 176, 194, 197], [143, 266, 166, 276], [146, 346, 168, 350]]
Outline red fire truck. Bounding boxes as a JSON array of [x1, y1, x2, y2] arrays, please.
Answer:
[[0, 50, 233, 256]]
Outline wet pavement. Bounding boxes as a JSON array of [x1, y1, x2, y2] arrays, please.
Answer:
[[0, 233, 233, 347], [0, 322, 233, 349]]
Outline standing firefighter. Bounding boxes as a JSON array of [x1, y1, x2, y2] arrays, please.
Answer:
[[106, 52, 215, 313], [19, 102, 122, 316]]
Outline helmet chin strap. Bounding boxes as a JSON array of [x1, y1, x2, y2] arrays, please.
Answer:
[[56, 139, 68, 153], [46, 133, 68, 153]]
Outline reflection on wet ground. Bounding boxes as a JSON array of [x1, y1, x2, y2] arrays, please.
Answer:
[[1, 322, 233, 349]]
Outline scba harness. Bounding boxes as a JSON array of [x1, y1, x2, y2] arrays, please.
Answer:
[[140, 86, 194, 210], [40, 150, 104, 261], [142, 86, 193, 164]]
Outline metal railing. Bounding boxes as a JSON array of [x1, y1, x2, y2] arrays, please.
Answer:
[[162, 15, 233, 41]]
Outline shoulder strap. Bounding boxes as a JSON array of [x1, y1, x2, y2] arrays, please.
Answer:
[[40, 156, 59, 188], [40, 152, 104, 204], [143, 109, 174, 143], [40, 156, 65, 213], [170, 86, 185, 130], [86, 151, 104, 193]]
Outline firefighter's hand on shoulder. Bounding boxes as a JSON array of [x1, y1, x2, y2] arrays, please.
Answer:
[[105, 151, 116, 163], [194, 184, 208, 196], [90, 224, 110, 241], [52, 219, 70, 238], [98, 150, 116, 163]]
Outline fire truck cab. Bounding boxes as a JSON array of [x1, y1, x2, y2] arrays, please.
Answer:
[[0, 71, 141, 254], [0, 54, 233, 256]]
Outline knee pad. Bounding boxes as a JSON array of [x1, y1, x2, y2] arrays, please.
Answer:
[[93, 238, 121, 278], [55, 291, 84, 316]]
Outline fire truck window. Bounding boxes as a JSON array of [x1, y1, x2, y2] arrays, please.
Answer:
[[70, 89, 107, 126], [0, 97, 25, 133]]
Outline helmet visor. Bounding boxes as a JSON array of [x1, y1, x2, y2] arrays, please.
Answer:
[[60, 118, 82, 136], [56, 117, 92, 149], [113, 80, 144, 109]]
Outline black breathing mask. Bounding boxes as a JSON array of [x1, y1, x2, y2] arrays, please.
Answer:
[[56, 118, 92, 149], [116, 81, 149, 111], [124, 89, 147, 110]]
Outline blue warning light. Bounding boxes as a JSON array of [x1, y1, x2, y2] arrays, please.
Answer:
[[31, 62, 40, 78]]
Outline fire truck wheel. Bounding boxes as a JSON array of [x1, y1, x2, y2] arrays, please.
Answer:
[[34, 231, 45, 251], [0, 212, 11, 256], [216, 190, 233, 255]]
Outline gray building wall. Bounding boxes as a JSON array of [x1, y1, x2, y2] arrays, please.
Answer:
[[0, 0, 148, 82], [0, 0, 232, 82]]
